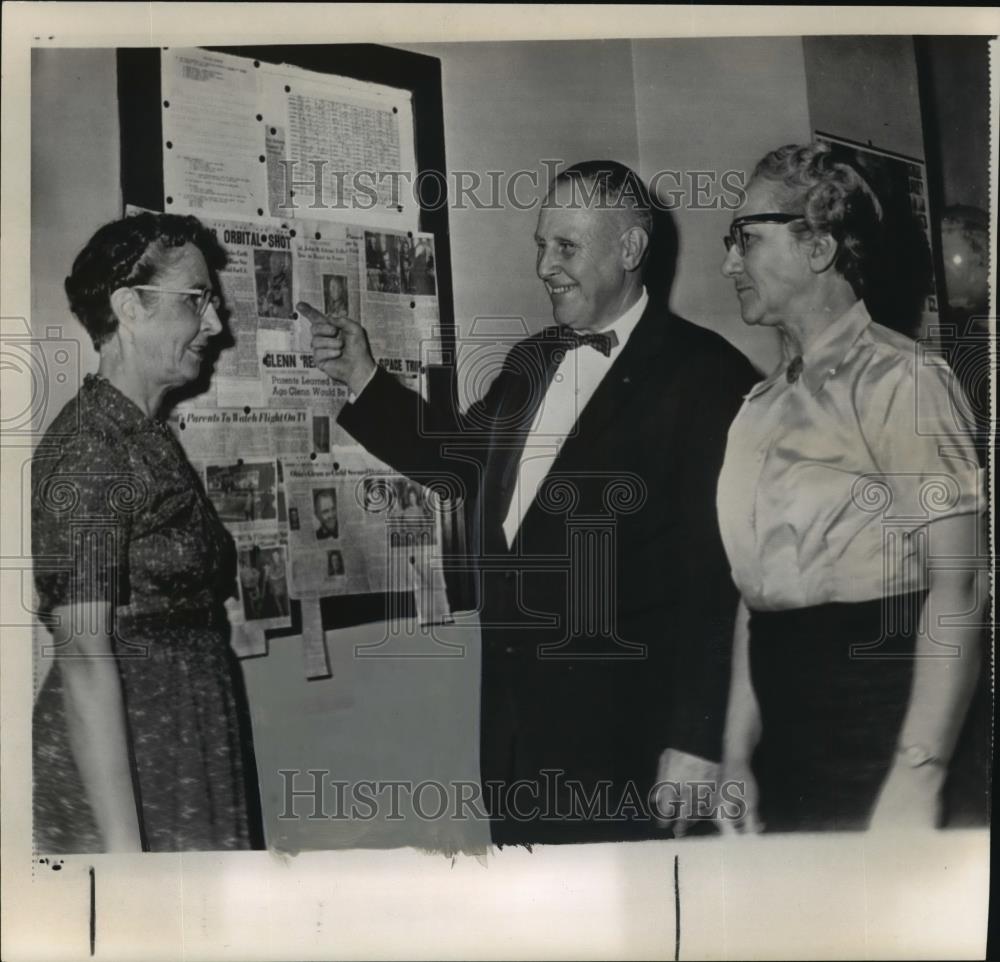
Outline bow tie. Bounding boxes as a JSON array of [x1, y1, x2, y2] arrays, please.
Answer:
[[557, 325, 619, 357], [786, 355, 804, 384]]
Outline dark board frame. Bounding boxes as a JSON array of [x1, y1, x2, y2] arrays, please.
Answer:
[[117, 44, 471, 637]]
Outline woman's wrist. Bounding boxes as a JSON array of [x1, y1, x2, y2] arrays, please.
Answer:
[[890, 743, 949, 783], [895, 742, 947, 767]]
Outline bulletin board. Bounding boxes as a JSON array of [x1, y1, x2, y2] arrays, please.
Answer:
[[116, 45, 472, 676]]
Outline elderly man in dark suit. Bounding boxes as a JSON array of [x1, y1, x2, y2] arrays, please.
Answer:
[[301, 161, 756, 845]]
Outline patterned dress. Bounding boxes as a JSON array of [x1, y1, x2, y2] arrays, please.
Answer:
[[32, 374, 262, 852]]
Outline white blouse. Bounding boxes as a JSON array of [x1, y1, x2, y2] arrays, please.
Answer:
[[716, 301, 983, 611]]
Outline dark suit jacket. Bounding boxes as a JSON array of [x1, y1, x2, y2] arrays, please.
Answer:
[[339, 303, 757, 844]]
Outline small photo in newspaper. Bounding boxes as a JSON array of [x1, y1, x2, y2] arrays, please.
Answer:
[[312, 413, 332, 454], [254, 248, 294, 318], [237, 541, 292, 624], [383, 477, 437, 539], [322, 272, 351, 318], [204, 459, 279, 531], [363, 475, 451, 626], [364, 231, 436, 296], [284, 456, 380, 597], [325, 548, 346, 579], [310, 486, 341, 541]]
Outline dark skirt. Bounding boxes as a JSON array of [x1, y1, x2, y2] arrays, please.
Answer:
[[748, 592, 925, 833]]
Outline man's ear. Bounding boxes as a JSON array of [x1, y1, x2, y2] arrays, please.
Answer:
[[621, 226, 650, 272], [807, 233, 838, 274]]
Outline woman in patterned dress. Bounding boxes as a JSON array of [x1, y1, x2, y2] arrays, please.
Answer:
[[32, 212, 263, 852]]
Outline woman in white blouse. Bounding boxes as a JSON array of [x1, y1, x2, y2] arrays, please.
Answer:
[[716, 142, 985, 833]]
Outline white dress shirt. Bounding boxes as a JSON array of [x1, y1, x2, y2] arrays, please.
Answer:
[[502, 289, 649, 547]]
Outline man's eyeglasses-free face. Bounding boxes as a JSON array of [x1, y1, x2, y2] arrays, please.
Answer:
[[723, 213, 806, 256], [131, 285, 221, 317]]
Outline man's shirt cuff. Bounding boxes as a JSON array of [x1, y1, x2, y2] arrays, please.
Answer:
[[347, 365, 379, 404]]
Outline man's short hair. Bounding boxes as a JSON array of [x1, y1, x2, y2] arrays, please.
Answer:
[[553, 160, 654, 239]]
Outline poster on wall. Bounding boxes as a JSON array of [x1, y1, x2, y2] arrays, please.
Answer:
[[260, 60, 419, 230], [161, 48, 270, 219], [162, 48, 419, 232], [815, 132, 942, 342]]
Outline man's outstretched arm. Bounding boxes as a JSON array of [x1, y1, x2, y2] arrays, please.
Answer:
[[302, 300, 487, 490]]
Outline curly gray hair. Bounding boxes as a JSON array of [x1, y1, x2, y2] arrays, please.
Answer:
[[751, 142, 883, 296]]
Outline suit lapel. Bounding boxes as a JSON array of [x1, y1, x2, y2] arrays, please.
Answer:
[[505, 307, 678, 550], [557, 305, 675, 466]]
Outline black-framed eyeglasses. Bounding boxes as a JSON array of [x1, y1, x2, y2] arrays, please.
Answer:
[[131, 285, 220, 317], [723, 213, 806, 256]]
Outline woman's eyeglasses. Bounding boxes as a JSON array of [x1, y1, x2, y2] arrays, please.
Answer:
[[723, 213, 806, 256], [131, 285, 220, 316]]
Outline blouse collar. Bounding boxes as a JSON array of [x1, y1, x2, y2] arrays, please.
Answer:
[[746, 300, 873, 400], [797, 300, 873, 395]]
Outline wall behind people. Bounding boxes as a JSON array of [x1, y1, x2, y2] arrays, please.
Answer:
[[31, 49, 118, 428], [803, 36, 925, 162], [30, 50, 119, 699], [399, 40, 640, 339], [632, 37, 814, 373], [396, 40, 642, 407], [403, 38, 804, 377]]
